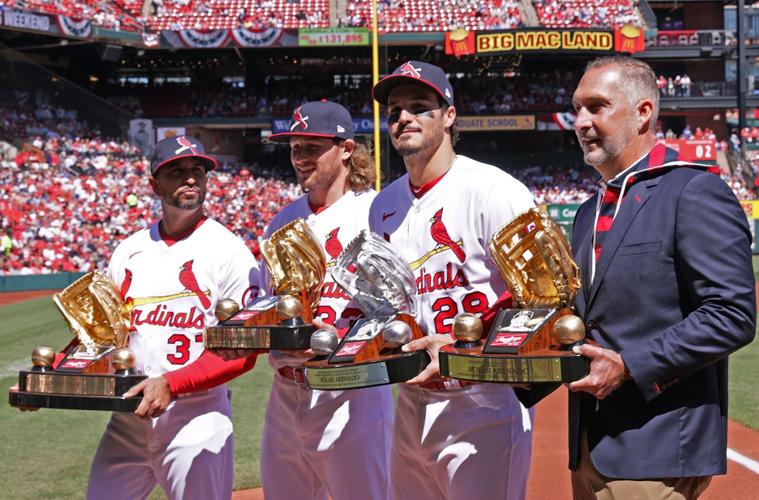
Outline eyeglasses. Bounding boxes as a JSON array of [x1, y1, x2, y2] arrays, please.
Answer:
[[387, 106, 441, 125]]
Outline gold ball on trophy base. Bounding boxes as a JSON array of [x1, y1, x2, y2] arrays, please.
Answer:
[[383, 320, 412, 348], [215, 298, 240, 322], [310, 328, 339, 355], [277, 295, 302, 321], [453, 314, 483, 343], [554, 315, 586, 345], [31, 345, 56, 368], [111, 348, 136, 371]]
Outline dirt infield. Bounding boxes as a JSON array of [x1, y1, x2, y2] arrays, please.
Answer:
[[0, 289, 55, 306], [233, 388, 759, 499]]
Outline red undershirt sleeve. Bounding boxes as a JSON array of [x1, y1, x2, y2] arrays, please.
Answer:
[[163, 350, 257, 396]]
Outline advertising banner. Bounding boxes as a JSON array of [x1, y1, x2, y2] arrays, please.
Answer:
[[298, 28, 369, 47]]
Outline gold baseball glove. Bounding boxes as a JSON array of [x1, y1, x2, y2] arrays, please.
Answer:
[[52, 271, 131, 352], [490, 208, 581, 309], [260, 218, 327, 312]]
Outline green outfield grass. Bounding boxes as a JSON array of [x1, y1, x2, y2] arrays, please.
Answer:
[[1, 293, 758, 497], [0, 296, 272, 498]]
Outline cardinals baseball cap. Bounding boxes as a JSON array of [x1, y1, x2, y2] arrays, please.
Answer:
[[150, 135, 218, 176], [269, 100, 354, 143], [372, 60, 454, 106]]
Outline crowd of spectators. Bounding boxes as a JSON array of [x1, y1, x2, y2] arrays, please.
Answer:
[[657, 74, 693, 97], [342, 0, 522, 32], [3, 91, 758, 275], [2, 0, 143, 31], [0, 156, 301, 275], [515, 165, 598, 204], [532, 0, 638, 28], [5, 0, 640, 32], [106, 69, 582, 119]]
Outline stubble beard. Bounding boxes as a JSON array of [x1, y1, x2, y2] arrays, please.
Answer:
[[167, 191, 205, 210], [582, 123, 636, 167]]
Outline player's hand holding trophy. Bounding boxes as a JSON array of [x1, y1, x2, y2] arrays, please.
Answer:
[[204, 218, 326, 350], [439, 208, 590, 384], [9, 271, 145, 411], [300, 230, 429, 390]]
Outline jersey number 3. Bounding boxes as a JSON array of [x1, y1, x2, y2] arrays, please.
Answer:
[[167, 333, 202, 365]]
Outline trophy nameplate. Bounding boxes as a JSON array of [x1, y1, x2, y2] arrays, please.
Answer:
[[301, 230, 430, 390], [302, 315, 430, 391], [204, 294, 314, 349], [9, 272, 145, 411], [204, 218, 326, 351], [439, 208, 589, 384]]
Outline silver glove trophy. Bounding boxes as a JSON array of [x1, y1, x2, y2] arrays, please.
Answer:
[[301, 230, 429, 390]]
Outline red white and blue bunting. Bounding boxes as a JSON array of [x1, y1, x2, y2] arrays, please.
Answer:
[[552, 112, 577, 131], [176, 29, 228, 48], [229, 27, 282, 47], [57, 16, 91, 38]]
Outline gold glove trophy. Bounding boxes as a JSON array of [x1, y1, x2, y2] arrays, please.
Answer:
[[9, 271, 145, 411], [439, 208, 589, 383], [300, 230, 429, 390], [204, 218, 326, 350]]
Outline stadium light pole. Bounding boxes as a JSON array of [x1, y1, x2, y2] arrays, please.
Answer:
[[371, 0, 381, 191], [738, 0, 747, 135]]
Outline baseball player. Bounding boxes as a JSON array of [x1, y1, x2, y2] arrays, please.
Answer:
[[86, 135, 260, 500], [369, 61, 536, 500], [259, 100, 393, 500]]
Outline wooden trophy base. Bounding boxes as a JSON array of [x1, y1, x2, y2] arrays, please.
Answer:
[[301, 351, 430, 390], [204, 322, 315, 350], [9, 369, 146, 411]]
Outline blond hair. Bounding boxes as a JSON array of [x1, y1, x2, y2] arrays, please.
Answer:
[[346, 141, 376, 192]]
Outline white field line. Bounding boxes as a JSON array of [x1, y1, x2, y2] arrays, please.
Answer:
[[728, 447, 759, 475], [0, 358, 29, 379]]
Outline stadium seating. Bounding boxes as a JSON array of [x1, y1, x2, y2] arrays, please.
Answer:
[[2, 0, 144, 31], [344, 0, 522, 32], [532, 0, 638, 28]]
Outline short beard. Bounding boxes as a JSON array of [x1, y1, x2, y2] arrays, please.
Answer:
[[166, 193, 205, 210], [395, 143, 424, 157], [583, 125, 635, 167]]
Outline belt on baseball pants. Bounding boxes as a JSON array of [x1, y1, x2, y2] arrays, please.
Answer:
[[277, 366, 307, 386]]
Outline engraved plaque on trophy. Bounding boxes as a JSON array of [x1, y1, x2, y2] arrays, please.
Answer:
[[301, 230, 430, 390], [204, 218, 326, 350], [439, 208, 590, 383], [9, 271, 145, 411]]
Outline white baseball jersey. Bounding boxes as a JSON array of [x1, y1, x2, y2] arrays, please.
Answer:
[[107, 217, 260, 377], [259, 189, 393, 500], [89, 217, 259, 500], [369, 154, 535, 337], [369, 155, 536, 500], [263, 189, 375, 370]]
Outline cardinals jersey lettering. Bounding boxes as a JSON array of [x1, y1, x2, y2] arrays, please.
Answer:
[[262, 190, 375, 369], [108, 218, 260, 378], [369, 155, 535, 336]]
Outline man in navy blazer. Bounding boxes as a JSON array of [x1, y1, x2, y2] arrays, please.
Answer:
[[567, 56, 756, 498]]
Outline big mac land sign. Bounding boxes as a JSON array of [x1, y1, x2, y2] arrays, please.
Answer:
[[445, 25, 644, 57]]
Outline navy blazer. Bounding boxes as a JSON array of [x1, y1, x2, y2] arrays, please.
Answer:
[[568, 154, 756, 479]]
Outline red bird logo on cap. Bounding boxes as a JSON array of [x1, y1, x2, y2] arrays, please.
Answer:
[[399, 62, 422, 79], [174, 136, 198, 155], [430, 208, 466, 263], [291, 107, 309, 131], [325, 227, 343, 260], [179, 260, 211, 309]]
